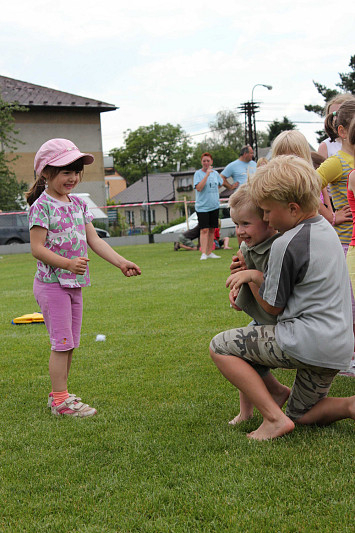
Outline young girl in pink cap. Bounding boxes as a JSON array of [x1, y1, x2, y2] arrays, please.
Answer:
[[27, 138, 141, 418]]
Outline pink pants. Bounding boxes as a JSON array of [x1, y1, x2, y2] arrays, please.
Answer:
[[33, 278, 83, 351]]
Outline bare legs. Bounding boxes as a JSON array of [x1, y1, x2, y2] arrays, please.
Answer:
[[229, 373, 290, 425], [297, 396, 355, 426], [210, 347, 355, 440], [49, 348, 74, 391], [210, 348, 295, 440], [223, 236, 232, 250], [200, 228, 215, 256]]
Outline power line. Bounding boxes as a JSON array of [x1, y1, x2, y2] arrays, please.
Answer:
[[186, 119, 324, 139]]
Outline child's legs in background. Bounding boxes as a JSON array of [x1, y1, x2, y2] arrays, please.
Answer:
[[342, 244, 355, 347], [345, 246, 355, 364]]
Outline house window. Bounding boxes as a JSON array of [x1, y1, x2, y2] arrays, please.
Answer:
[[141, 209, 156, 224], [125, 210, 134, 225], [177, 177, 193, 192], [179, 206, 195, 217]]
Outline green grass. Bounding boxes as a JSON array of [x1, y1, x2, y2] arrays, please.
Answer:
[[0, 240, 354, 532]]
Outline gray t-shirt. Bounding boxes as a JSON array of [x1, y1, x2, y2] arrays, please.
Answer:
[[236, 234, 279, 325], [260, 216, 353, 370]]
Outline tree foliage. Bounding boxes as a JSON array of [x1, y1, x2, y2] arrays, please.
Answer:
[[191, 110, 244, 169], [110, 123, 193, 184], [305, 55, 355, 142], [266, 116, 296, 146], [0, 96, 28, 211]]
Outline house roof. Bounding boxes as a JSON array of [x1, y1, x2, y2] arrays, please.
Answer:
[[113, 173, 175, 204], [171, 167, 224, 177], [0, 75, 117, 112]]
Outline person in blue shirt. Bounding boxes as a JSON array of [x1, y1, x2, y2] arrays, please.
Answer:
[[221, 145, 257, 189], [193, 152, 229, 260]]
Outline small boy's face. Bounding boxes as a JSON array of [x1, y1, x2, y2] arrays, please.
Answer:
[[232, 206, 275, 247], [259, 198, 297, 234]]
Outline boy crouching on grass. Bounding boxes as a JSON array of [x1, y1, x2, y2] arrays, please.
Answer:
[[227, 185, 291, 425], [210, 155, 355, 441]]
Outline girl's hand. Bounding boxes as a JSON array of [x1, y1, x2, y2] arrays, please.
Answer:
[[230, 250, 247, 274], [335, 205, 353, 225], [68, 257, 90, 275], [120, 260, 142, 277]]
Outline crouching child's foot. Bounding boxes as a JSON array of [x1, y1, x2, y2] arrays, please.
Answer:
[[247, 413, 295, 441], [272, 385, 291, 409], [228, 411, 254, 425]]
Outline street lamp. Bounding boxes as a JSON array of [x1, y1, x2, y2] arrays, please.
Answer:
[[251, 84, 273, 160], [251, 83, 272, 103]]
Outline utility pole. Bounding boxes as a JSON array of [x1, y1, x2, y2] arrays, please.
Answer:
[[145, 158, 154, 243], [238, 101, 260, 159]]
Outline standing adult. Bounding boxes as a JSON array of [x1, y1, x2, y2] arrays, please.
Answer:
[[193, 152, 223, 260], [220, 145, 257, 189]]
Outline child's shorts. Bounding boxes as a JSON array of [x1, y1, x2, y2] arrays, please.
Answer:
[[210, 324, 338, 421], [33, 278, 83, 351]]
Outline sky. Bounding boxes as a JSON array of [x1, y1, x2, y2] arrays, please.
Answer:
[[1, 0, 354, 155]]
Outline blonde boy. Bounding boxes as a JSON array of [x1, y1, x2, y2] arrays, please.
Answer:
[[210, 155, 355, 440], [227, 185, 290, 424]]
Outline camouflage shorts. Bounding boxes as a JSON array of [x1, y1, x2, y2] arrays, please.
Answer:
[[210, 324, 338, 421]]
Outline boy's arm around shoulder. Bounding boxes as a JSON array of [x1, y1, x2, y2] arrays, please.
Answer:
[[86, 223, 141, 277], [227, 269, 284, 316]]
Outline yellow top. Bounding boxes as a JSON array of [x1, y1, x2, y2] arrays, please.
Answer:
[[317, 151, 354, 244]]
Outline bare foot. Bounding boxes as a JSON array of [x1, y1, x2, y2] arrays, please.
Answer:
[[272, 385, 291, 409], [229, 412, 254, 425], [247, 415, 295, 441]]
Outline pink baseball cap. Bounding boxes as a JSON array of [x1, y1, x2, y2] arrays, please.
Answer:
[[34, 138, 95, 176]]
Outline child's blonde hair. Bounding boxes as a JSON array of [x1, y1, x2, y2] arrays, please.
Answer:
[[271, 130, 312, 165], [249, 155, 322, 212], [256, 157, 268, 168], [229, 184, 263, 220]]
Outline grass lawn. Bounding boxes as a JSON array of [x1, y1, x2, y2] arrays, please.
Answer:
[[0, 240, 354, 532]]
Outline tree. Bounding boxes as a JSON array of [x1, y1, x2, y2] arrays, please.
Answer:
[[266, 116, 296, 146], [0, 96, 28, 211], [110, 123, 193, 184], [209, 110, 244, 151], [256, 130, 270, 149], [190, 109, 244, 169], [304, 55, 355, 142], [190, 139, 239, 169]]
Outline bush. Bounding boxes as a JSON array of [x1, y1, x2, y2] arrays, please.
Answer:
[[152, 216, 187, 234]]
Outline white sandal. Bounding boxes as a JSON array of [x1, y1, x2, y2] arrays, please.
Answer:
[[51, 397, 97, 417]]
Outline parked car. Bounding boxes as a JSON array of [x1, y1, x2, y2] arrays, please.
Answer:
[[0, 212, 109, 245], [94, 227, 110, 238], [162, 204, 235, 235], [0, 213, 30, 245]]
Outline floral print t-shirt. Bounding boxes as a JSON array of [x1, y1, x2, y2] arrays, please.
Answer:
[[29, 191, 94, 287]]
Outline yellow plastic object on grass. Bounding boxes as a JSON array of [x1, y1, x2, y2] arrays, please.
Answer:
[[12, 312, 44, 325]]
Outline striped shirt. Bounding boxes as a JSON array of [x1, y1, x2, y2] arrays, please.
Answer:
[[317, 150, 354, 244]]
